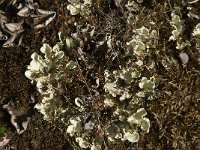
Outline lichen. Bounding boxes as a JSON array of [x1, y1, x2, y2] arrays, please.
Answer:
[[169, 12, 190, 50], [25, 34, 77, 121], [192, 23, 200, 37], [67, 0, 92, 16], [25, 22, 156, 148]]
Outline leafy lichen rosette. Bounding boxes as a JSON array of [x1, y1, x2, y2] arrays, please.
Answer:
[[25, 27, 154, 149], [103, 61, 152, 144], [25, 35, 78, 121], [67, 0, 92, 16]]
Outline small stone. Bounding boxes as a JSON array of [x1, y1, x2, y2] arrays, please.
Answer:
[[179, 53, 189, 68]]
